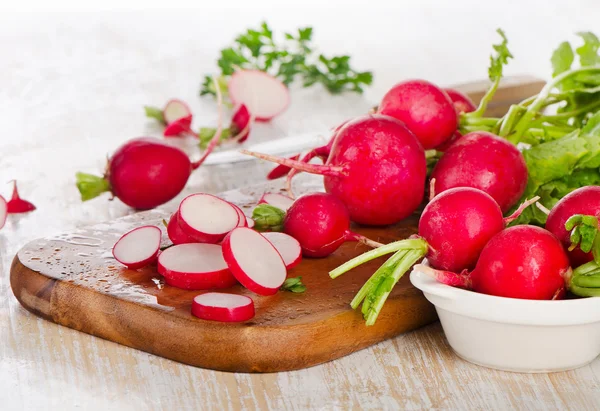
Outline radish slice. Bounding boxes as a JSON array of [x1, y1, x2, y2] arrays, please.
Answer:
[[258, 192, 295, 212], [113, 225, 161, 270], [262, 232, 302, 269], [0, 196, 7, 230], [164, 99, 192, 124], [163, 114, 192, 137], [178, 193, 240, 243], [230, 203, 248, 227], [191, 292, 255, 322], [158, 243, 237, 290], [222, 227, 287, 295], [228, 70, 290, 121], [167, 213, 196, 245], [246, 217, 255, 229]]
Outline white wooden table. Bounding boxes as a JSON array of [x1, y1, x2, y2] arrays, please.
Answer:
[[2, 4, 600, 409]]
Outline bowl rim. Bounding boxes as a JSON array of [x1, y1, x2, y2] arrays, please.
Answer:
[[410, 260, 600, 326]]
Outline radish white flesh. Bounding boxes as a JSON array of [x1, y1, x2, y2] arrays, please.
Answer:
[[112, 225, 161, 270], [158, 243, 237, 289], [0, 195, 7, 230], [164, 99, 192, 124], [246, 217, 255, 229], [178, 193, 240, 243], [262, 232, 302, 269], [231, 203, 248, 227], [228, 70, 290, 121], [222, 227, 287, 295], [259, 193, 295, 212], [191, 292, 255, 322]]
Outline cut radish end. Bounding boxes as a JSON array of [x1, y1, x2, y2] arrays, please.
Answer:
[[167, 213, 196, 245], [158, 243, 237, 290], [113, 225, 161, 270], [164, 99, 192, 124], [228, 70, 290, 121], [0, 196, 7, 230], [178, 193, 240, 243], [163, 114, 192, 137], [246, 217, 255, 229], [267, 154, 300, 180], [230, 203, 248, 227], [7, 181, 36, 213], [262, 232, 302, 270], [231, 104, 251, 143], [258, 193, 294, 212], [222, 227, 287, 295], [191, 292, 255, 322]]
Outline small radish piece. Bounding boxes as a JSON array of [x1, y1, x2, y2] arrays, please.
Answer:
[[222, 227, 287, 295], [0, 196, 7, 230], [6, 181, 36, 213], [258, 193, 295, 212], [112, 226, 162, 270], [267, 154, 300, 180], [158, 243, 237, 289], [166, 213, 196, 245], [163, 114, 194, 137], [163, 99, 192, 124], [444, 88, 477, 114], [231, 104, 251, 143], [246, 217, 255, 229], [228, 70, 290, 121], [230, 203, 248, 227], [178, 193, 240, 243], [191, 292, 255, 322], [262, 232, 302, 269]]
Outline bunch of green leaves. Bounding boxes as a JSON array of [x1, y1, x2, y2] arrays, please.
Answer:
[[200, 22, 373, 99], [280, 277, 306, 293]]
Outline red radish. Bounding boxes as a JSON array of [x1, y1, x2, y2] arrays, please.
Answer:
[[163, 99, 192, 124], [163, 114, 194, 137], [178, 193, 240, 243], [228, 70, 290, 121], [112, 225, 162, 270], [231, 203, 248, 227], [431, 131, 528, 212], [222, 227, 287, 295], [166, 213, 196, 245], [267, 154, 300, 180], [243, 115, 427, 226], [378, 79, 458, 149], [231, 104, 251, 143], [283, 192, 382, 258], [444, 88, 477, 114], [419, 225, 570, 300], [6, 181, 36, 213], [0, 196, 7, 230], [158, 243, 237, 290], [262, 232, 302, 269], [191, 292, 255, 322], [545, 186, 600, 267], [246, 217, 255, 229], [258, 193, 295, 212]]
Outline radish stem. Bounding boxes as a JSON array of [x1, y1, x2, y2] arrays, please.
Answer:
[[503, 196, 540, 225], [241, 150, 346, 177], [344, 231, 384, 248], [192, 76, 224, 170]]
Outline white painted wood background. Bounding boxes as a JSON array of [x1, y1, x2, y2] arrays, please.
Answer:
[[2, 1, 600, 409]]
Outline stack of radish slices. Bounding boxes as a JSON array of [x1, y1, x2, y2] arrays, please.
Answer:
[[111, 192, 301, 323]]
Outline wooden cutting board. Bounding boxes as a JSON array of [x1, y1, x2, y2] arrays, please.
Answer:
[[10, 77, 545, 373]]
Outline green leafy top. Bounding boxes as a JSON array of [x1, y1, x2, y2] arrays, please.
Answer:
[[200, 22, 373, 98], [280, 277, 306, 293], [488, 29, 513, 82], [251, 204, 286, 232]]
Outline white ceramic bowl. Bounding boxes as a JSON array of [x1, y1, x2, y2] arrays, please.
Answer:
[[410, 262, 600, 373]]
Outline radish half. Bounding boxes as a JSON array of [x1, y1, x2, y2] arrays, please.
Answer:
[[222, 227, 287, 295], [191, 292, 255, 322], [259, 193, 295, 212], [0, 196, 7, 230], [228, 70, 290, 121], [112, 225, 162, 270], [157, 243, 237, 290], [164, 99, 192, 124], [178, 193, 240, 243], [262, 232, 302, 269]]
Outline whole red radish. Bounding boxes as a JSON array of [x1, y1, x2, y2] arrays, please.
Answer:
[[6, 181, 36, 213], [244, 115, 427, 226], [444, 88, 476, 114], [431, 131, 528, 212], [545, 186, 600, 267], [76, 137, 193, 210], [378, 79, 457, 149]]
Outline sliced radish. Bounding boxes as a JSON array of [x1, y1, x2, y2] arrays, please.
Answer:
[[230, 203, 248, 227], [167, 213, 196, 245], [267, 154, 300, 180], [228, 70, 290, 121], [246, 217, 255, 229], [0, 195, 7, 230], [191, 292, 255, 322], [158, 243, 237, 290], [164, 99, 192, 124], [163, 114, 193, 137], [258, 192, 295, 212], [112, 225, 161, 270], [222, 227, 287, 295], [178, 193, 240, 243], [262, 232, 302, 270]]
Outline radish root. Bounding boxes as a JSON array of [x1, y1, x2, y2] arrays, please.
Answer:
[[241, 150, 346, 177], [344, 231, 384, 248], [503, 196, 540, 225], [192, 76, 224, 170], [414, 263, 472, 289]]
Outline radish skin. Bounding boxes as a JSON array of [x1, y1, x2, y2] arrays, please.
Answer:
[[228, 70, 290, 121], [6, 181, 36, 213], [163, 114, 194, 137], [178, 193, 240, 243], [191, 293, 255, 322], [444, 88, 476, 114], [231, 104, 251, 143], [112, 226, 162, 270], [166, 213, 196, 245], [262, 232, 302, 269]]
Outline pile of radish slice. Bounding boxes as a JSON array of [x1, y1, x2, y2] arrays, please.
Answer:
[[111, 192, 302, 322]]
